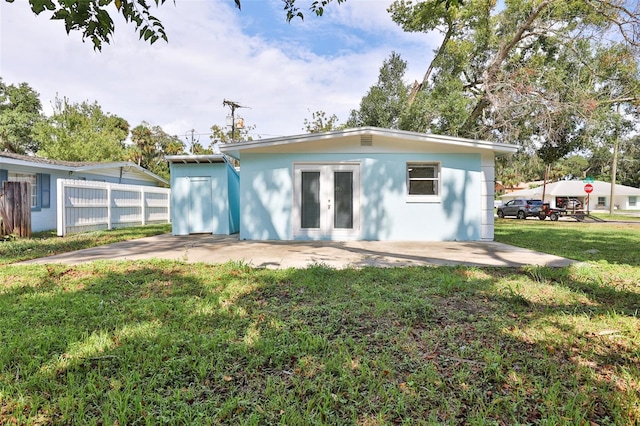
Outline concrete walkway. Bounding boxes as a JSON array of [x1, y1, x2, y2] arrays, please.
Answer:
[[21, 234, 575, 269]]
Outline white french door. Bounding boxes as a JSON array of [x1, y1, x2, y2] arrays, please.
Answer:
[[293, 163, 360, 239]]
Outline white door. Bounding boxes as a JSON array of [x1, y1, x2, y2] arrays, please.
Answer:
[[293, 163, 360, 239]]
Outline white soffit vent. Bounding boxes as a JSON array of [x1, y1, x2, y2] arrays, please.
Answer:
[[360, 134, 373, 146]]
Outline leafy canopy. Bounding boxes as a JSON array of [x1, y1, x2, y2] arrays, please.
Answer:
[[33, 96, 129, 162], [6, 0, 348, 50], [0, 78, 43, 154], [128, 122, 185, 180]]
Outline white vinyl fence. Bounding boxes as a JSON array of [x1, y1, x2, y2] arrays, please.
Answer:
[[57, 179, 170, 236]]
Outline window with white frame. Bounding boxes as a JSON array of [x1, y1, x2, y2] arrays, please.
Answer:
[[8, 172, 37, 207], [407, 162, 440, 200], [630, 196, 637, 207]]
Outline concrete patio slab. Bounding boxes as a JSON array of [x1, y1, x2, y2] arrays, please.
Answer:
[[20, 234, 576, 269]]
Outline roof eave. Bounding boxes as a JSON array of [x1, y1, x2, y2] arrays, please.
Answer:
[[219, 127, 519, 156], [74, 162, 168, 185], [165, 154, 227, 164]]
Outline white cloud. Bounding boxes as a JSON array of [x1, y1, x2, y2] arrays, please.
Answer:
[[0, 0, 441, 146]]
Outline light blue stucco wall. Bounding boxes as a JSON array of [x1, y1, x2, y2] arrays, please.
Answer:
[[169, 161, 236, 236], [238, 152, 482, 241], [227, 163, 240, 234]]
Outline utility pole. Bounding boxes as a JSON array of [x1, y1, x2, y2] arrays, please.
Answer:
[[223, 99, 248, 142], [185, 129, 199, 154], [609, 104, 621, 215]]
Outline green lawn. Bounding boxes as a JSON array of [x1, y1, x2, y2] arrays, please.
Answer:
[[0, 224, 171, 266], [1, 222, 639, 424]]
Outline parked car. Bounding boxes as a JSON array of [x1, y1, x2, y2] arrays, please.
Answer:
[[497, 199, 544, 219], [565, 198, 582, 210]]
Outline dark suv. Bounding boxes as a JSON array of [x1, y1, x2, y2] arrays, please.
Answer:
[[497, 199, 544, 219]]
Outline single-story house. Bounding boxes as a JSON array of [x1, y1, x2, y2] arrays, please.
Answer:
[[176, 126, 514, 241], [166, 154, 240, 235], [0, 151, 168, 232], [500, 180, 640, 211]]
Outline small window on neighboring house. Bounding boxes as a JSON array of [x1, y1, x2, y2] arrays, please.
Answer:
[[8, 172, 37, 207], [597, 196, 606, 206], [407, 163, 440, 202], [5, 172, 50, 210], [630, 196, 637, 207]]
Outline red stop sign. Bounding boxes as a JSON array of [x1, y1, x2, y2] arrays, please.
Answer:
[[584, 183, 594, 193]]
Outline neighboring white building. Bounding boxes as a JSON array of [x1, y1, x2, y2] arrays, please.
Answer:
[[500, 180, 640, 211], [1, 152, 168, 232]]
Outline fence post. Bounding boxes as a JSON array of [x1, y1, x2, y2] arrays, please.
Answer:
[[107, 186, 112, 230], [141, 188, 146, 226], [57, 179, 65, 236]]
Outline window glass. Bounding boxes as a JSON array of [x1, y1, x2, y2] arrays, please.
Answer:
[[407, 163, 439, 196], [8, 172, 37, 207], [301, 171, 320, 228]]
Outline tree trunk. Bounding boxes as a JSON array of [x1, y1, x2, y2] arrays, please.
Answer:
[[459, 0, 555, 135]]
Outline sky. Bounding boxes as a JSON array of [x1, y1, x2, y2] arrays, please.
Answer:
[[0, 0, 441, 148]]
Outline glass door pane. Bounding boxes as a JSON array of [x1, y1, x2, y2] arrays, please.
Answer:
[[301, 171, 320, 228], [333, 171, 353, 229]]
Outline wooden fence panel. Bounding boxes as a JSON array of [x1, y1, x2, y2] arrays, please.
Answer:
[[57, 179, 170, 236], [0, 181, 32, 238]]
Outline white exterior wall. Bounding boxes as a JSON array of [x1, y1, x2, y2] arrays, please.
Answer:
[[481, 152, 496, 241]]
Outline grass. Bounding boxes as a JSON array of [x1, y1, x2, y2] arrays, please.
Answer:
[[495, 219, 640, 265], [0, 221, 639, 424], [0, 224, 171, 265]]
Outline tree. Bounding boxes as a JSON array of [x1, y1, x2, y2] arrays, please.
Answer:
[[303, 110, 341, 133], [209, 123, 254, 146], [389, 0, 640, 189], [390, 0, 640, 134], [33, 96, 129, 162], [6, 0, 347, 51], [0, 78, 43, 154], [346, 52, 409, 129], [127, 122, 185, 180]]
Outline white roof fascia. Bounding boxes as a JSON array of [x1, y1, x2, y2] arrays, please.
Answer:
[[165, 154, 227, 164], [1, 155, 167, 186], [74, 162, 168, 185], [219, 127, 519, 159]]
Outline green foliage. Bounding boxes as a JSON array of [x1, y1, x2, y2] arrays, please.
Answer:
[[0, 78, 43, 154], [283, 0, 347, 21], [209, 123, 254, 146], [6, 0, 170, 51], [6, 0, 347, 50], [127, 122, 185, 180], [33, 96, 129, 162], [303, 110, 341, 133], [386, 0, 640, 186], [346, 52, 409, 129]]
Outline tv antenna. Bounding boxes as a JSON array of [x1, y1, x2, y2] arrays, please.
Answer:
[[223, 99, 249, 142]]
